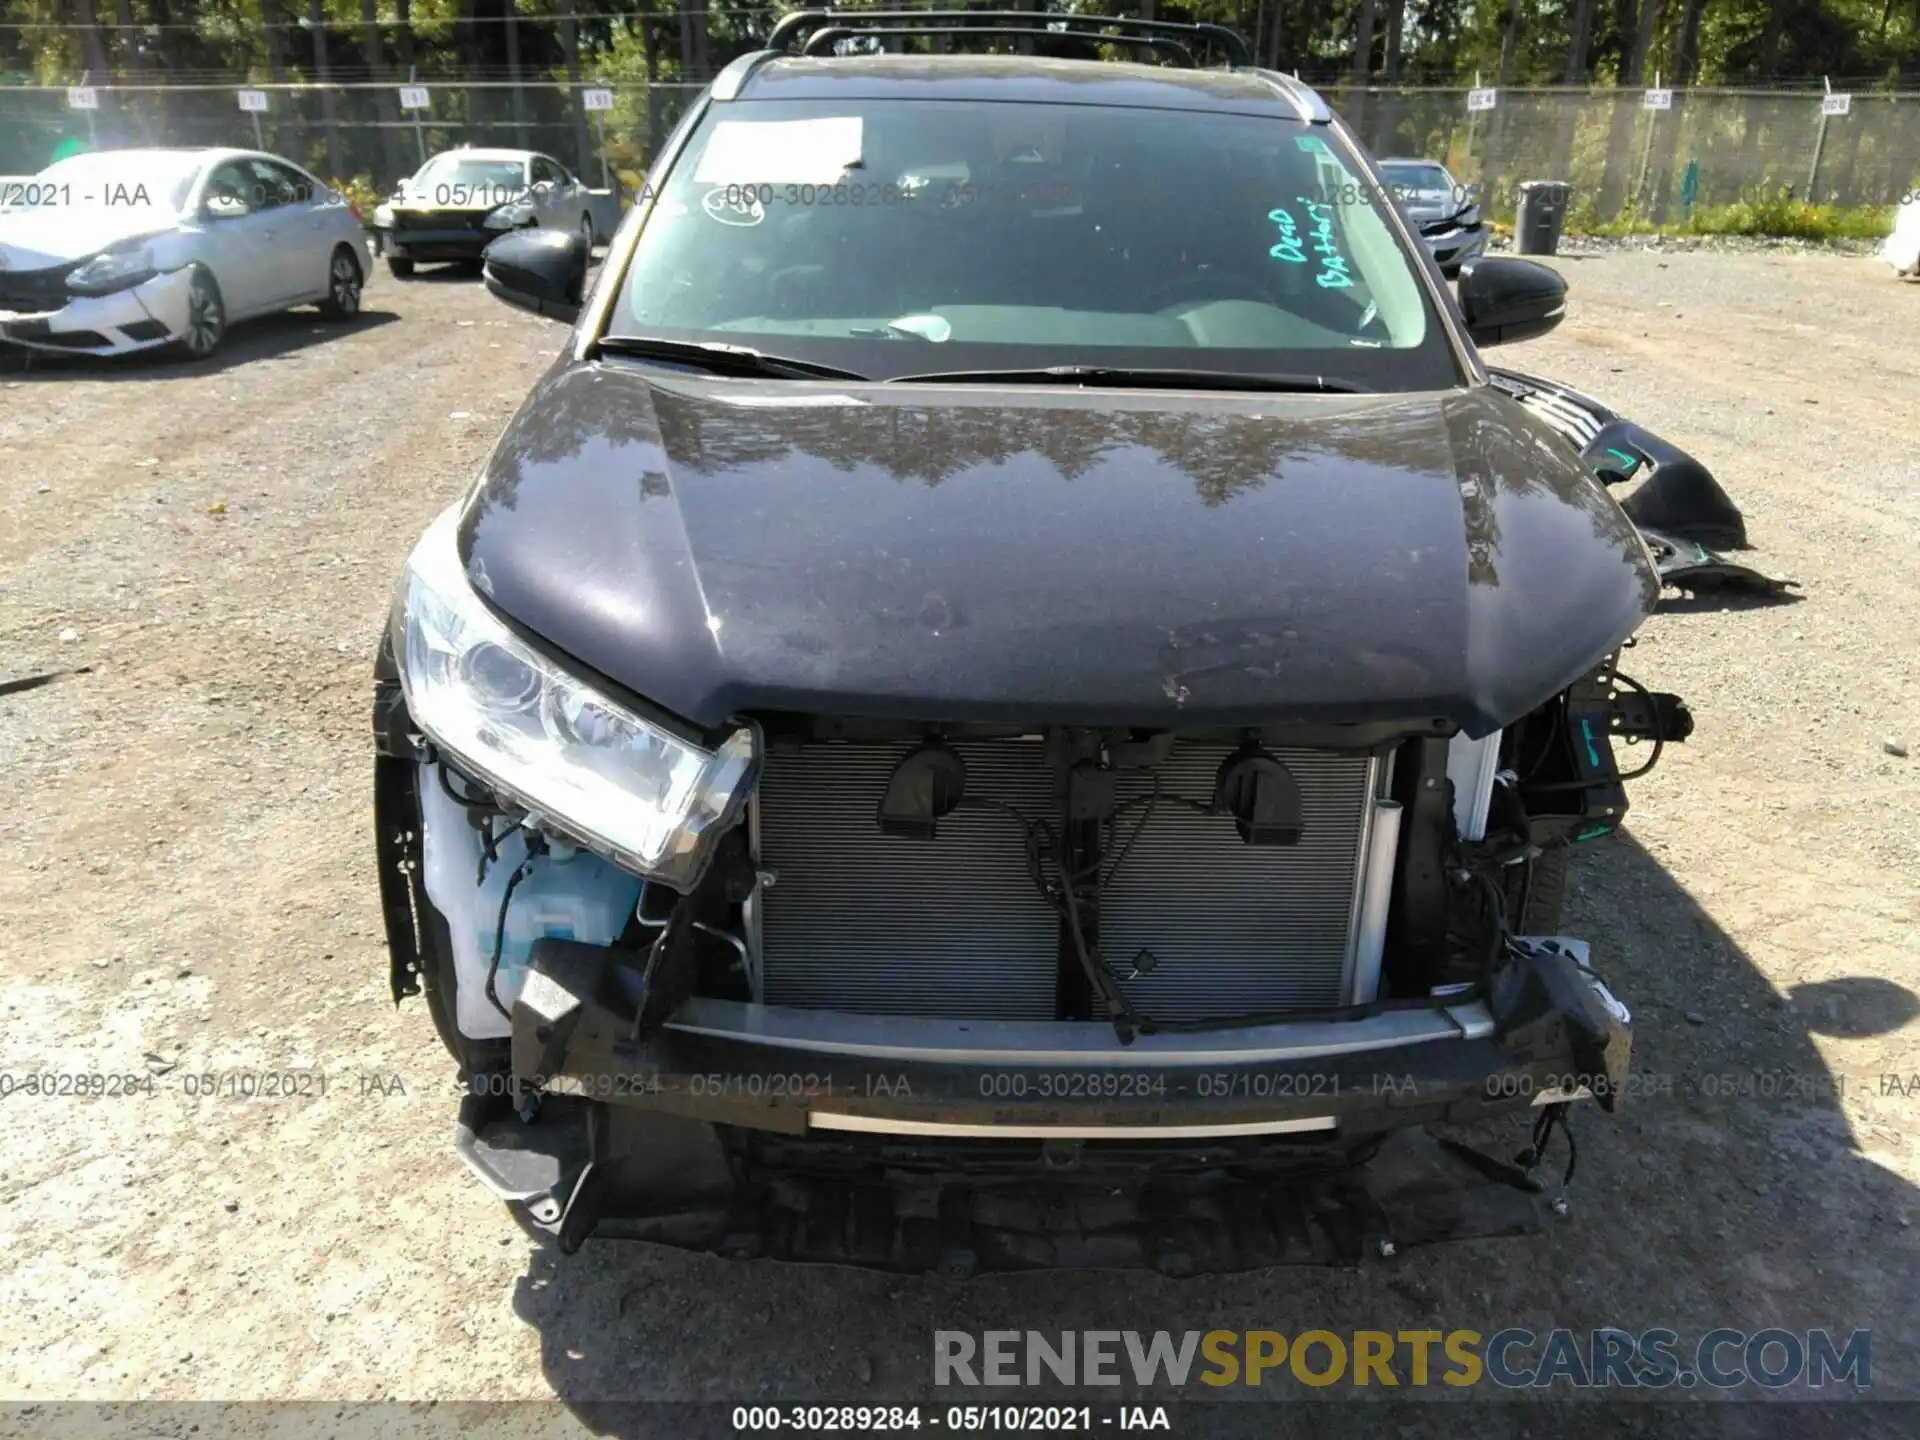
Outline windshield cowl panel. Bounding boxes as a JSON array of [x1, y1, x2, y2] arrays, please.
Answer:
[[611, 97, 1461, 393]]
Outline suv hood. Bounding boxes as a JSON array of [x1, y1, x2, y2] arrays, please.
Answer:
[[460, 363, 1657, 735]]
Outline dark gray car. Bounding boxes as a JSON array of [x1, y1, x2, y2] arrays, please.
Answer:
[[374, 12, 1674, 1271]]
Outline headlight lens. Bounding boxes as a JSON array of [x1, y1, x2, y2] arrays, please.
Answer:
[[67, 243, 157, 296], [373, 202, 394, 227], [483, 202, 536, 230], [398, 506, 757, 890]]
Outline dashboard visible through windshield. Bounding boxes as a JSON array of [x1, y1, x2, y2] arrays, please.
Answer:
[[614, 98, 1462, 389]]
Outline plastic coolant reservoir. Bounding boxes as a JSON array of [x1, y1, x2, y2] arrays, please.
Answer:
[[417, 760, 644, 1040]]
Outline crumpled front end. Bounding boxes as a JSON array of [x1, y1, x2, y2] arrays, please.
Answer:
[[376, 649, 1663, 1269], [0, 262, 194, 356]]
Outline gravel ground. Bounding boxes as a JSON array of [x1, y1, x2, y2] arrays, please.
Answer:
[[1, 252, 1917, 1430]]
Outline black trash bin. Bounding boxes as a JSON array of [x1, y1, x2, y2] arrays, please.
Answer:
[[1515, 180, 1573, 256]]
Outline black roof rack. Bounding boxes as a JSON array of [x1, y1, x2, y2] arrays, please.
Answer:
[[766, 9, 1253, 68], [801, 23, 1199, 67]]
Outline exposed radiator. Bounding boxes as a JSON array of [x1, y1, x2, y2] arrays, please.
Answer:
[[752, 738, 1377, 1021], [755, 739, 1061, 1018], [1103, 745, 1375, 1021]]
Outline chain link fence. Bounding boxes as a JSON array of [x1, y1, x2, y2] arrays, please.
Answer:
[[4, 79, 1916, 224], [1329, 85, 1920, 224], [0, 81, 707, 197]]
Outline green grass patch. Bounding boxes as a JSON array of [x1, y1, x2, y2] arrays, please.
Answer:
[[1563, 190, 1895, 242]]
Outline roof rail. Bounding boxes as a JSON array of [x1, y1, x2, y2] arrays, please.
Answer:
[[766, 9, 1253, 68], [801, 23, 1199, 66]]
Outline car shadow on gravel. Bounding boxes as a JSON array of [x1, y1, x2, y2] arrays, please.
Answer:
[[385, 262, 490, 282], [0, 307, 398, 380], [499, 828, 1917, 1431]]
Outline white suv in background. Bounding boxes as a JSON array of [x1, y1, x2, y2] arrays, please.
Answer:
[[372, 147, 599, 279]]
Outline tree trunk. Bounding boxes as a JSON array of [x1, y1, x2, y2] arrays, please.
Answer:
[[1670, 0, 1704, 85], [260, 0, 289, 82], [457, 0, 489, 133], [109, 0, 157, 142], [678, 0, 694, 74], [1496, 0, 1524, 86], [395, 0, 416, 75], [110, 0, 138, 73], [310, 0, 341, 180], [1562, 0, 1596, 83], [1755, 0, 1785, 80], [505, 3, 528, 149], [690, 0, 711, 77], [561, 0, 594, 179], [73, 0, 111, 79], [1345, 0, 1377, 138], [1383, 0, 1405, 81], [1596, 0, 1662, 220], [1644, 0, 1705, 220], [1547, 0, 1597, 184], [641, 6, 666, 162], [361, 0, 404, 191]]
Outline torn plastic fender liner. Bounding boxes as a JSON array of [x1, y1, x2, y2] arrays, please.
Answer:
[[1580, 419, 1749, 551], [1640, 527, 1799, 600]]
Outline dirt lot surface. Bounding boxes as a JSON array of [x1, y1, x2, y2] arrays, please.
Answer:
[[2, 251, 1917, 1430]]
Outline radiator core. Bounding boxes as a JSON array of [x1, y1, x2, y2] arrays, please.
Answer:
[[753, 738, 1376, 1021]]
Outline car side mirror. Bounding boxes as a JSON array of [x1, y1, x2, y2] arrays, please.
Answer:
[[203, 193, 249, 221], [1456, 257, 1566, 346], [482, 227, 586, 323]]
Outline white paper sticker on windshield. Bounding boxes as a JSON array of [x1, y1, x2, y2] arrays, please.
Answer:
[[692, 117, 864, 186]]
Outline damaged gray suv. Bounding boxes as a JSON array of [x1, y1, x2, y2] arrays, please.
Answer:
[[373, 11, 1696, 1272]]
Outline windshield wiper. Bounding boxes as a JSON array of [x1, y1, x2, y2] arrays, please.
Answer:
[[885, 365, 1365, 393], [596, 334, 871, 381]]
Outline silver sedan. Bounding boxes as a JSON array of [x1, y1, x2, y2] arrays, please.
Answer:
[[0, 147, 373, 359], [1379, 158, 1487, 278]]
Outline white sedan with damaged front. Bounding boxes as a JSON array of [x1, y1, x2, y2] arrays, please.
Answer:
[[0, 147, 373, 360]]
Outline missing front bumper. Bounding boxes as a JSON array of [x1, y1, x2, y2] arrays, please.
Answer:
[[455, 935, 1630, 1266]]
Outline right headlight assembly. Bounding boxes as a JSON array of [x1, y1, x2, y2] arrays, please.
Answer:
[[397, 506, 757, 891]]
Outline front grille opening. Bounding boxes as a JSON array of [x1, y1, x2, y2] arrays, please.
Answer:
[[750, 733, 1377, 1023]]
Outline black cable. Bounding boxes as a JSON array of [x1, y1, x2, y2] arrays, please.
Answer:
[[1610, 670, 1666, 782], [1515, 1101, 1578, 1191], [483, 857, 534, 1021], [437, 758, 508, 816], [1525, 672, 1668, 793], [1102, 774, 1159, 887], [1459, 864, 1510, 993], [1517, 694, 1566, 783], [958, 796, 1062, 904], [1102, 782, 1212, 887], [1054, 830, 1153, 1044], [1467, 809, 1534, 869]]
